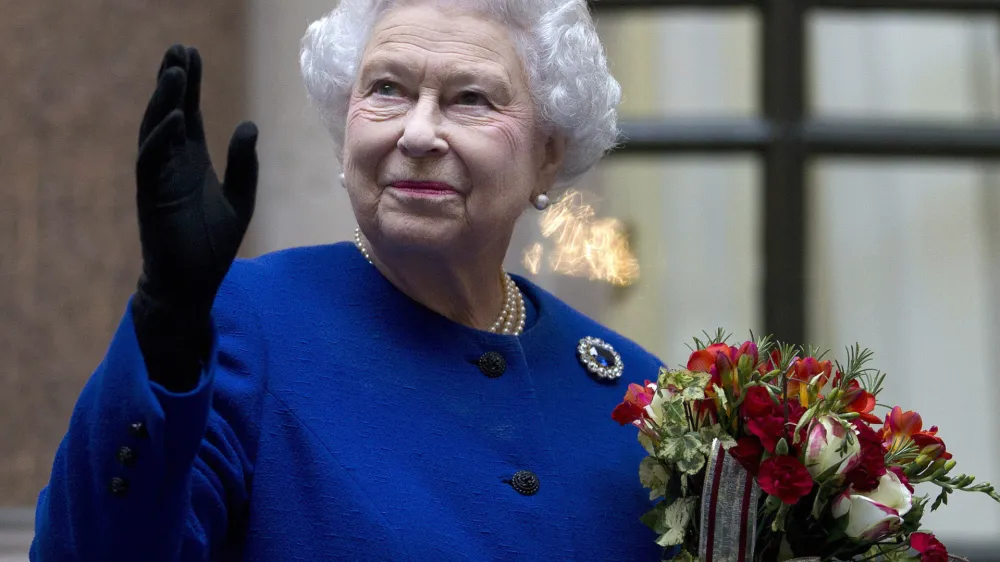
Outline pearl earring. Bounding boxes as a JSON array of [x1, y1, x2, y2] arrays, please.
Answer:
[[533, 193, 550, 211], [339, 172, 346, 188]]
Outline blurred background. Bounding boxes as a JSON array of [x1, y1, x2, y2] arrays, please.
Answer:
[[3, 0, 1000, 559]]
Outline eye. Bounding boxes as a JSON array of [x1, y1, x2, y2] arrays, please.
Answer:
[[372, 80, 403, 97], [455, 91, 490, 106]]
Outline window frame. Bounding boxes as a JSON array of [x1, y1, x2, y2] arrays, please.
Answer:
[[590, 0, 1000, 343]]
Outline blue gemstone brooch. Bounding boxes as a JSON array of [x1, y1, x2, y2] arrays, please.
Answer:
[[577, 336, 623, 381]]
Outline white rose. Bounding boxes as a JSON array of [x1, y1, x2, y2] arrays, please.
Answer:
[[804, 415, 862, 479], [831, 471, 913, 541]]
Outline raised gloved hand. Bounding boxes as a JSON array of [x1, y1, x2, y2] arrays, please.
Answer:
[[131, 44, 259, 390]]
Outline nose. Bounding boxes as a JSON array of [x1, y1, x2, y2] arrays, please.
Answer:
[[398, 95, 449, 158]]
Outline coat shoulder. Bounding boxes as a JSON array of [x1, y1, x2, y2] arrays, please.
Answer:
[[517, 276, 666, 383]]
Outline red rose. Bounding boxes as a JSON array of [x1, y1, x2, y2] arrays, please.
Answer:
[[741, 386, 774, 418], [729, 437, 764, 475], [845, 420, 888, 492], [910, 532, 949, 562], [785, 399, 807, 436], [747, 414, 786, 453], [745, 398, 806, 454], [757, 455, 814, 504]]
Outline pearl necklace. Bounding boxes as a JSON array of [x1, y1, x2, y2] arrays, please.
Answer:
[[354, 227, 525, 336]]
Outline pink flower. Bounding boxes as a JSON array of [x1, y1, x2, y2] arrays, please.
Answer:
[[612, 381, 655, 426]]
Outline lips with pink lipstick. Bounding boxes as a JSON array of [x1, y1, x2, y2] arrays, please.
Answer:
[[389, 180, 458, 197]]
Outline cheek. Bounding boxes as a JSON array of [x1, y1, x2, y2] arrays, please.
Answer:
[[460, 119, 534, 178], [458, 126, 538, 223], [344, 101, 406, 169]]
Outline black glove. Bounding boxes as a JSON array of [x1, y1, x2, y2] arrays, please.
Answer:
[[131, 44, 259, 391]]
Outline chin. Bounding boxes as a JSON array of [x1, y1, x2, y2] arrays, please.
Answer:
[[371, 213, 468, 254]]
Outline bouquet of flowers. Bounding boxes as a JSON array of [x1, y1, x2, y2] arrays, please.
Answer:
[[613, 330, 1000, 561]]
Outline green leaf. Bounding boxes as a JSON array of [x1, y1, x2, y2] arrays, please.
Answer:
[[664, 424, 689, 439], [640, 503, 667, 533], [658, 497, 697, 546], [676, 455, 707, 475], [660, 369, 711, 394], [639, 457, 672, 501], [810, 485, 833, 519], [712, 384, 727, 408], [931, 488, 949, 511], [659, 431, 709, 475], [670, 550, 699, 562], [815, 456, 852, 483], [658, 438, 681, 461], [660, 397, 688, 427], [655, 528, 685, 547], [681, 383, 707, 402], [763, 493, 781, 513], [900, 495, 926, 534], [792, 404, 819, 445], [638, 431, 656, 456], [771, 503, 790, 532], [697, 425, 737, 453], [775, 438, 789, 456]]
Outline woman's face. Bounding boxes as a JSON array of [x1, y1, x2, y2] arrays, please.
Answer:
[[343, 3, 564, 257]]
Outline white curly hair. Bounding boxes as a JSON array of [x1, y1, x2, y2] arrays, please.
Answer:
[[300, 0, 622, 188]]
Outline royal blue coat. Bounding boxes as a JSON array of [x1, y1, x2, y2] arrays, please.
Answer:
[[31, 242, 667, 561]]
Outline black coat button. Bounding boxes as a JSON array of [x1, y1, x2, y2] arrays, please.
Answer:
[[510, 470, 539, 496], [109, 477, 128, 496], [129, 422, 148, 438], [116, 446, 136, 466], [477, 351, 506, 378]]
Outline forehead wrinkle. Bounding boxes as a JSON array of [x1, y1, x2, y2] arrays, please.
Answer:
[[370, 35, 513, 68], [363, 45, 521, 93], [359, 52, 424, 82], [367, 19, 518, 65]]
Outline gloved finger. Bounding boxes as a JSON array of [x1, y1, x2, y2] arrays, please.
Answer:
[[183, 47, 206, 144], [136, 109, 186, 202], [222, 121, 259, 229], [156, 44, 188, 81], [139, 67, 187, 148]]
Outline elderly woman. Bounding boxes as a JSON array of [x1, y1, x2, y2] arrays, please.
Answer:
[[30, 1, 666, 560]]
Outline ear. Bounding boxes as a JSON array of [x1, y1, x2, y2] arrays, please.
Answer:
[[532, 132, 567, 199]]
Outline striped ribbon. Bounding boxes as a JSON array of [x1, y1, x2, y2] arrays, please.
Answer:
[[698, 439, 761, 562]]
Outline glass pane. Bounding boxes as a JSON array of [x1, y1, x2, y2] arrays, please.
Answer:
[[597, 9, 759, 118], [808, 159, 1000, 542], [511, 156, 762, 365], [810, 13, 1000, 120]]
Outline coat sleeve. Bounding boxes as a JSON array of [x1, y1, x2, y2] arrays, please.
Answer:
[[30, 269, 266, 562]]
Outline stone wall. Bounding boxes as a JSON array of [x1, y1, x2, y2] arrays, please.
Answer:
[[0, 0, 247, 505]]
